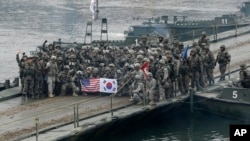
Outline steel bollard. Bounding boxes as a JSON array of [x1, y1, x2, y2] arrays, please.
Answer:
[[14, 77, 19, 87], [76, 104, 79, 127], [4, 79, 10, 89], [74, 106, 76, 128], [35, 117, 39, 141]]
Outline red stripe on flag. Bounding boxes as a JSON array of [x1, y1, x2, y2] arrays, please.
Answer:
[[81, 78, 100, 92]]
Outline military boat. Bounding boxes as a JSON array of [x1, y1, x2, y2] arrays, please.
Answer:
[[123, 1, 250, 43], [193, 86, 250, 120]]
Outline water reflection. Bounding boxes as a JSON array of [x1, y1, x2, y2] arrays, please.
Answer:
[[86, 107, 249, 141]]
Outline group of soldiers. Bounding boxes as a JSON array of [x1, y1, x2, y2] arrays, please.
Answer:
[[16, 31, 231, 105]]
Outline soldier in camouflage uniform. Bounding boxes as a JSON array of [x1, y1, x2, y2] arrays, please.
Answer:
[[16, 52, 28, 93], [79, 46, 91, 63], [203, 46, 216, 85], [139, 36, 149, 48], [195, 46, 205, 87], [73, 70, 84, 95], [103, 67, 115, 78], [90, 48, 101, 67], [92, 67, 99, 78], [146, 72, 159, 105], [216, 44, 231, 81], [22, 57, 36, 98], [198, 31, 210, 47], [35, 59, 46, 98], [157, 36, 164, 48], [163, 38, 171, 50], [179, 58, 190, 95], [58, 65, 78, 96], [155, 59, 169, 100], [187, 49, 203, 91], [130, 75, 145, 104], [56, 57, 64, 72], [239, 64, 250, 88], [166, 54, 178, 97], [133, 63, 144, 80]]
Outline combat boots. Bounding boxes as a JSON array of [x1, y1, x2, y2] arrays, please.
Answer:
[[49, 93, 54, 98], [72, 92, 78, 97], [137, 99, 143, 105], [149, 101, 156, 106]]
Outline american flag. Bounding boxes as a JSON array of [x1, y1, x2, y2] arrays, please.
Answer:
[[80, 78, 100, 92]]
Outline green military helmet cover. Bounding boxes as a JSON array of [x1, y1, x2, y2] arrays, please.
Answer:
[[57, 56, 63, 61]]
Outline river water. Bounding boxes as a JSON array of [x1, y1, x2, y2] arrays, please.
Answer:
[[0, 0, 249, 140], [88, 106, 250, 141]]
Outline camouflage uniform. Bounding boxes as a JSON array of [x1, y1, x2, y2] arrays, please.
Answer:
[[198, 31, 210, 47], [90, 49, 101, 67], [179, 59, 190, 95], [57, 57, 64, 72], [166, 54, 178, 97], [155, 60, 169, 100], [22, 58, 36, 97], [130, 75, 145, 104], [58, 65, 78, 96], [103, 67, 115, 78], [16, 53, 28, 93], [122, 66, 134, 96], [195, 46, 205, 87], [146, 73, 159, 105], [216, 45, 231, 81], [239, 64, 250, 88], [73, 71, 84, 95], [187, 49, 203, 91], [203, 46, 215, 85], [35, 59, 46, 98]]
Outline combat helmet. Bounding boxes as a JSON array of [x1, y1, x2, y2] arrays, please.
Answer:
[[76, 71, 83, 75], [190, 48, 197, 53], [64, 65, 70, 70], [148, 72, 153, 77], [57, 56, 63, 61], [51, 56, 57, 60], [240, 64, 246, 68], [159, 59, 165, 65], [135, 75, 141, 80], [134, 63, 140, 68], [220, 44, 226, 49], [93, 67, 99, 73], [201, 31, 207, 36]]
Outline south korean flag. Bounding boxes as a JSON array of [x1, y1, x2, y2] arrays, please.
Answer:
[[100, 78, 118, 93]]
